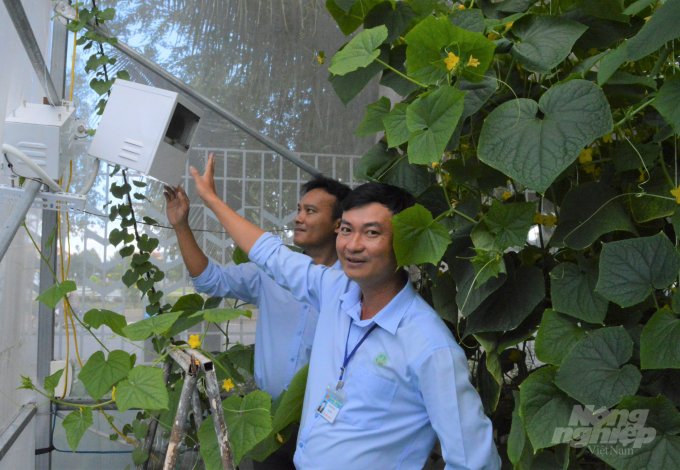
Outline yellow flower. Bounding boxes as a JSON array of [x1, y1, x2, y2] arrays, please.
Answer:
[[502, 191, 513, 200], [112, 386, 116, 401], [583, 163, 597, 174], [602, 133, 613, 143], [578, 148, 593, 165], [533, 213, 545, 225], [276, 433, 284, 443], [188, 334, 201, 349], [445, 52, 460, 71], [222, 379, 235, 392], [543, 213, 558, 228], [504, 21, 514, 31], [467, 56, 481, 68], [458, 3, 465, 9], [316, 55, 323, 65], [644, 16, 651, 22], [671, 185, 680, 203], [487, 32, 500, 41]]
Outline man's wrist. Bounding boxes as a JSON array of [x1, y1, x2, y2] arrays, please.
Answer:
[[202, 194, 223, 210]]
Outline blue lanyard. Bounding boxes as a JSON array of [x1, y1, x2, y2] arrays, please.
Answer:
[[336, 322, 378, 389]]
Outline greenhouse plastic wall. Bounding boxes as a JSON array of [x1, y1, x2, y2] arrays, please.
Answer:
[[0, 1, 55, 469], [47, 1, 378, 467]]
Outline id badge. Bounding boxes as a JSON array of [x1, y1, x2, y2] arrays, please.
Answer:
[[316, 384, 346, 424]]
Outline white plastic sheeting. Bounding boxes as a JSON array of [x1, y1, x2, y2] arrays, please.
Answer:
[[0, 1, 54, 468]]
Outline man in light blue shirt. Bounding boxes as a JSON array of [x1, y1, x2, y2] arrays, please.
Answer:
[[187, 155, 501, 470], [164, 171, 349, 469]]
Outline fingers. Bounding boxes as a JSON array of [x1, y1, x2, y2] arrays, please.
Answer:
[[163, 185, 176, 198], [205, 153, 214, 178], [189, 166, 199, 181], [163, 191, 171, 203]]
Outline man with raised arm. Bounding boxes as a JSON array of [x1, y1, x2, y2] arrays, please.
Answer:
[[185, 154, 501, 470], [164, 158, 350, 470]]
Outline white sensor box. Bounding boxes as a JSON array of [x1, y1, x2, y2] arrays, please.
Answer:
[[87, 80, 203, 185], [3, 102, 76, 180]]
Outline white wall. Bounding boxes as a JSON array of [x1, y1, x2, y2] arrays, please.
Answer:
[[0, 1, 55, 468]]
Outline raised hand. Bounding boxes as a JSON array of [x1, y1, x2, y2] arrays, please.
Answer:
[[163, 184, 190, 228], [189, 153, 219, 205]]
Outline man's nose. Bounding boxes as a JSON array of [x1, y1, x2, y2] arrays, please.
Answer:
[[294, 211, 304, 224], [345, 233, 364, 252]]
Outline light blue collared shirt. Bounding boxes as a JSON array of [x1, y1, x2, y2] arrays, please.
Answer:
[[249, 233, 501, 470], [191, 257, 341, 400]]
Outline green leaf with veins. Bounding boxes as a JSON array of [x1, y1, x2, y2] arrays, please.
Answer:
[[596, 233, 680, 307], [625, 0, 680, 61], [122, 311, 183, 341], [654, 74, 680, 134], [36, 281, 77, 309], [404, 15, 496, 85], [78, 350, 132, 400], [364, 1, 418, 44], [191, 308, 250, 323], [550, 262, 608, 324], [326, 0, 382, 35], [328, 26, 388, 76], [596, 395, 680, 470], [405, 86, 466, 164], [520, 366, 580, 451], [534, 309, 587, 365], [44, 368, 64, 395], [470, 250, 506, 287], [555, 326, 641, 409], [431, 272, 458, 323], [479, 201, 535, 250], [478, 79, 613, 194], [640, 309, 680, 369], [510, 15, 587, 74], [355, 97, 391, 136], [115, 366, 169, 413], [199, 391, 272, 468], [574, 0, 628, 23], [63, 408, 93, 451], [448, 248, 507, 317], [391, 204, 451, 266]]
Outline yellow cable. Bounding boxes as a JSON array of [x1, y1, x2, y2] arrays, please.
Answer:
[[57, 175, 70, 399], [69, 8, 78, 102]]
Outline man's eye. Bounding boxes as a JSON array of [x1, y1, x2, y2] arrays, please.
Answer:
[[340, 227, 351, 233], [367, 230, 379, 236]]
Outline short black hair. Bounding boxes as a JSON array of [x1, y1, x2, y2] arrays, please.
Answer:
[[300, 175, 352, 220], [341, 182, 415, 215]]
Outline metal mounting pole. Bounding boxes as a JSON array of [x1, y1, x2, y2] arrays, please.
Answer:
[[84, 22, 322, 178], [0, 180, 42, 265], [164, 356, 199, 470], [2, 0, 61, 106]]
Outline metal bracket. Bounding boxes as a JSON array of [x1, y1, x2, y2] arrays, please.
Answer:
[[0, 184, 86, 213]]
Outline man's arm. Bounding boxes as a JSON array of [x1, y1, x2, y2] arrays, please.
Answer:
[[163, 185, 209, 277], [416, 347, 501, 470]]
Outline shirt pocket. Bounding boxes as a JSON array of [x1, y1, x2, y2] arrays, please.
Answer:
[[340, 364, 399, 430]]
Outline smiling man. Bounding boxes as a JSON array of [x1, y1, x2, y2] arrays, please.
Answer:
[[187, 154, 500, 470], [164, 163, 349, 469]]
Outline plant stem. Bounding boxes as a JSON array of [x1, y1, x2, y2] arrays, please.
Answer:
[[613, 99, 655, 130], [375, 59, 428, 89]]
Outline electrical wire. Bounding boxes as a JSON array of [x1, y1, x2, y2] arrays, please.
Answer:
[[2, 144, 63, 192]]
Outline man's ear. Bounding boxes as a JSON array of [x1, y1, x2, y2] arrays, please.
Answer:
[[334, 218, 341, 232]]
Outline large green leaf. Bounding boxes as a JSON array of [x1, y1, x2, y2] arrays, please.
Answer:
[[555, 326, 641, 409], [507, 391, 528, 466], [510, 15, 587, 74], [653, 74, 680, 134], [115, 365, 169, 413], [379, 44, 418, 97], [457, 71, 498, 119], [596, 233, 680, 308], [550, 262, 608, 324], [449, 8, 485, 34], [83, 309, 127, 336], [520, 366, 580, 451], [597, 43, 628, 85], [199, 391, 272, 468], [78, 350, 132, 400], [164, 294, 206, 337], [354, 141, 398, 181], [355, 96, 391, 136], [612, 142, 660, 172], [404, 15, 496, 85], [405, 86, 466, 164], [448, 249, 507, 317], [44, 368, 64, 395], [191, 308, 250, 323], [640, 309, 680, 369], [473, 201, 535, 251], [326, 0, 382, 35], [364, 1, 417, 44], [550, 182, 636, 249], [328, 26, 388, 76], [478, 80, 613, 194], [597, 396, 680, 470], [464, 263, 545, 336], [391, 204, 451, 266], [628, 168, 677, 223], [625, 0, 680, 61], [62, 408, 93, 451], [122, 311, 183, 341], [535, 309, 587, 365], [36, 280, 77, 309]]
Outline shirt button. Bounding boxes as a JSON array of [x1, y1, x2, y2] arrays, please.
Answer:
[[290, 357, 295, 362], [296, 331, 302, 336], [299, 443, 304, 448]]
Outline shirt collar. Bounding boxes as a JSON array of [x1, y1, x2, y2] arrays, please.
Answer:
[[339, 277, 416, 335]]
